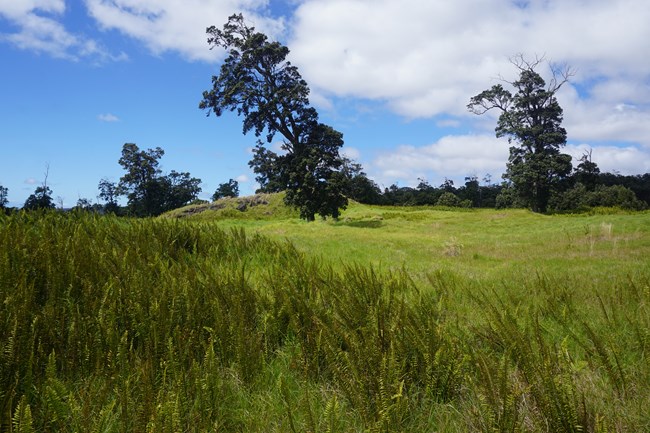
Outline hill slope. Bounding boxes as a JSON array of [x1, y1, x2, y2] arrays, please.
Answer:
[[162, 192, 299, 220]]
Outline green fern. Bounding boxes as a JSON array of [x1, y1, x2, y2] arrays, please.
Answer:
[[12, 396, 34, 433]]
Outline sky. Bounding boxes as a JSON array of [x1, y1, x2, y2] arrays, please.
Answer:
[[1, 0, 649, 208]]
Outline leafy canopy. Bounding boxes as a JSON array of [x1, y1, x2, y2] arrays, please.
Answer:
[[213, 179, 240, 201], [200, 14, 347, 221], [23, 185, 55, 210], [117, 143, 202, 216], [468, 55, 573, 213]]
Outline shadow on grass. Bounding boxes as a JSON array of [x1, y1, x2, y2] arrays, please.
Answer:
[[337, 219, 384, 229]]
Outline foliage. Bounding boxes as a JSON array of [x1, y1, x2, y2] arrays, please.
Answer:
[[200, 13, 347, 221], [97, 178, 120, 214], [573, 151, 601, 191], [598, 172, 650, 206], [468, 56, 573, 213], [340, 158, 383, 205], [2, 209, 649, 432], [550, 183, 647, 212], [23, 185, 55, 210], [117, 143, 165, 215], [0, 185, 7, 208], [163, 170, 203, 210], [117, 143, 202, 216], [436, 192, 467, 207], [213, 178, 240, 201], [495, 183, 527, 209]]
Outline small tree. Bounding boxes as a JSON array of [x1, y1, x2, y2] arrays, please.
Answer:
[[212, 179, 239, 201], [164, 170, 203, 210], [75, 197, 93, 210], [118, 143, 165, 216], [0, 185, 8, 208], [117, 143, 201, 216], [98, 178, 120, 214], [468, 55, 573, 212], [573, 150, 600, 191], [24, 185, 55, 210]]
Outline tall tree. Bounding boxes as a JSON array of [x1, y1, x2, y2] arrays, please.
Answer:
[[468, 55, 573, 212], [199, 13, 347, 221]]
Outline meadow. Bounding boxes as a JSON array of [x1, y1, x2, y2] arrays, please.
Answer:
[[1, 200, 649, 432]]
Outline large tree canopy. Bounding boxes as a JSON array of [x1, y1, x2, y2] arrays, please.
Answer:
[[199, 13, 347, 221], [468, 56, 573, 213]]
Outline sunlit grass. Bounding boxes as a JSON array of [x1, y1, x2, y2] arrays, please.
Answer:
[[1, 205, 649, 432]]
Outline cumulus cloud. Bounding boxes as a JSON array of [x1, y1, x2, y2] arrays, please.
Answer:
[[368, 134, 509, 188], [289, 0, 650, 146], [84, 0, 284, 61], [0, 0, 126, 62], [235, 174, 249, 183], [558, 84, 650, 147], [565, 143, 650, 175], [97, 113, 119, 122]]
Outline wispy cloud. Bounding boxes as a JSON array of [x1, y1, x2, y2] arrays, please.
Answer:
[[98, 113, 120, 122], [0, 1, 127, 63], [85, 0, 284, 62]]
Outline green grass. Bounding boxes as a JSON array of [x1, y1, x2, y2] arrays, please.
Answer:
[[190, 199, 650, 284], [1, 203, 649, 432]]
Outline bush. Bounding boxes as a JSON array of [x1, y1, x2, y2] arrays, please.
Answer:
[[550, 183, 646, 212], [436, 192, 464, 207], [588, 184, 646, 210]]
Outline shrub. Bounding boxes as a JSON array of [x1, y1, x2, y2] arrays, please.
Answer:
[[436, 192, 463, 207]]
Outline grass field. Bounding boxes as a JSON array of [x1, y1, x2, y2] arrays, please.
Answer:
[[2, 200, 649, 432]]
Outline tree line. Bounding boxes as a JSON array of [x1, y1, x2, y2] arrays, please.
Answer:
[[2, 16, 648, 217], [0, 143, 241, 217]]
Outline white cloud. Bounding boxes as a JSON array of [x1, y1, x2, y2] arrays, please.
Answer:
[[0, 0, 126, 62], [341, 146, 360, 161], [235, 174, 249, 183], [368, 134, 509, 188], [24, 177, 38, 185], [565, 143, 650, 175], [98, 113, 120, 122], [558, 84, 650, 147], [84, 0, 284, 61], [289, 0, 650, 148]]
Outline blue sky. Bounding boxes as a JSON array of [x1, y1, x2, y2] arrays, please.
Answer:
[[1, 0, 649, 208]]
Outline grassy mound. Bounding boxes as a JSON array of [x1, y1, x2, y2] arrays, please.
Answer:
[[162, 192, 299, 220]]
